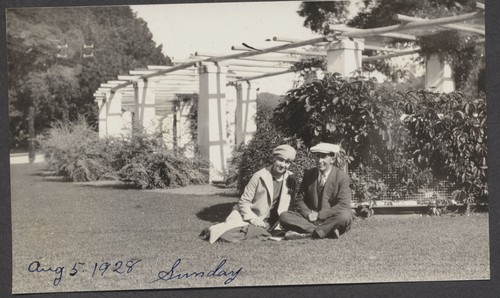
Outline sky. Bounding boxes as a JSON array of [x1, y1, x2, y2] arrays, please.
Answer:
[[131, 1, 321, 94]]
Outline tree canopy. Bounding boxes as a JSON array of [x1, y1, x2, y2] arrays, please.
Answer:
[[7, 6, 170, 149]]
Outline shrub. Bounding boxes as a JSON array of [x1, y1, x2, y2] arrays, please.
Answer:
[[400, 91, 487, 203], [265, 73, 487, 204], [273, 73, 400, 170], [113, 127, 210, 189], [38, 117, 115, 181], [234, 106, 347, 195], [39, 118, 210, 188]]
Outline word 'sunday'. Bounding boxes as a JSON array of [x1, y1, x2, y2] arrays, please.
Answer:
[[151, 259, 243, 285]]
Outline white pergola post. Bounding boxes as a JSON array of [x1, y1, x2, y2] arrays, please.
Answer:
[[425, 54, 455, 93], [161, 114, 175, 150], [326, 38, 364, 76], [135, 79, 157, 133], [177, 98, 194, 149], [96, 96, 107, 138], [226, 86, 238, 153], [235, 81, 258, 146], [106, 91, 123, 137], [198, 64, 229, 182], [121, 110, 133, 138]]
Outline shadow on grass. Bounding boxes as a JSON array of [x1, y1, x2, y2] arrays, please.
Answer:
[[196, 202, 235, 223]]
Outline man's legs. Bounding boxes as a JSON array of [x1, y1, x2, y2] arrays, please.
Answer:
[[313, 212, 352, 239], [279, 211, 316, 233]]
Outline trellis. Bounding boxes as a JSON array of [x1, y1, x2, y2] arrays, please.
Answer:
[[93, 5, 485, 182]]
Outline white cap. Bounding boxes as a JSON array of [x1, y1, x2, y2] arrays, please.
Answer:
[[310, 143, 341, 154]]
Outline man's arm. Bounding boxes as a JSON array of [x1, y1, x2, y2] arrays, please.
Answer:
[[318, 171, 351, 220], [295, 170, 314, 218]]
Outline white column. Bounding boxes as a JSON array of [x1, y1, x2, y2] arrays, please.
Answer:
[[106, 91, 123, 137], [226, 85, 238, 153], [121, 110, 133, 138], [96, 96, 107, 138], [135, 79, 157, 133], [235, 81, 258, 146], [326, 38, 364, 76], [198, 64, 229, 182], [178, 98, 193, 148], [161, 114, 175, 150], [425, 54, 455, 93]]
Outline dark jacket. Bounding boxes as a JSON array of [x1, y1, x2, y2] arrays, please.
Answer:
[[295, 167, 351, 220]]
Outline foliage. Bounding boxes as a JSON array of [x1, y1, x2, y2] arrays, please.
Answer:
[[266, 72, 487, 203], [113, 127, 210, 189], [7, 6, 170, 149], [274, 73, 399, 170], [38, 119, 210, 188], [38, 117, 116, 181], [350, 169, 387, 202], [290, 57, 327, 73], [234, 102, 349, 195], [400, 91, 487, 203], [297, 1, 351, 35], [257, 92, 282, 116]]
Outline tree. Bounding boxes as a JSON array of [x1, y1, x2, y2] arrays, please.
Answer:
[[7, 6, 171, 149], [296, 0, 485, 93]]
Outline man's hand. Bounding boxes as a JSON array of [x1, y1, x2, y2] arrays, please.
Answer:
[[250, 218, 268, 228], [308, 211, 318, 222]]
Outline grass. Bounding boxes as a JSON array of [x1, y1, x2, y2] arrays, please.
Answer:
[[10, 163, 490, 294]]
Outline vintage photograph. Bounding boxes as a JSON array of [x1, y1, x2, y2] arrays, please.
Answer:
[[5, 0, 490, 294]]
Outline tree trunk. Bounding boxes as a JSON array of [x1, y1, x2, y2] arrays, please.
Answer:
[[28, 106, 35, 163]]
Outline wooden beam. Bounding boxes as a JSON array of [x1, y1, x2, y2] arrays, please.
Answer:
[[231, 45, 326, 57], [343, 11, 484, 38], [272, 36, 300, 43], [101, 83, 121, 88], [228, 66, 289, 73], [129, 70, 197, 77], [476, 2, 484, 10], [195, 52, 300, 63], [107, 80, 128, 84], [363, 44, 405, 52], [111, 61, 199, 92], [147, 65, 198, 72], [117, 75, 141, 81], [362, 49, 420, 62], [220, 60, 289, 68], [205, 36, 330, 63], [330, 25, 417, 41], [396, 14, 485, 35], [228, 70, 294, 84], [108, 36, 329, 92]]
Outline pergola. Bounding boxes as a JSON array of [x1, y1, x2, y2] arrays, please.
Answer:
[[93, 5, 485, 181]]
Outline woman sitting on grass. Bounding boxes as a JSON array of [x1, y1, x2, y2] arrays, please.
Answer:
[[202, 144, 297, 243]]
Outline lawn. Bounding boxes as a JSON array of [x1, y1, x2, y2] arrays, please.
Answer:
[[10, 163, 490, 294]]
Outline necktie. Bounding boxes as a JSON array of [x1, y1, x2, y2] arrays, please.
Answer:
[[318, 172, 326, 193], [317, 172, 326, 210]]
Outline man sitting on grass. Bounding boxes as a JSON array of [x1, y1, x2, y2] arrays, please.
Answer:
[[280, 143, 352, 240]]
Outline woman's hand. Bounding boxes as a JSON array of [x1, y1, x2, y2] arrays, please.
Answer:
[[250, 218, 268, 228], [308, 211, 319, 222]]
